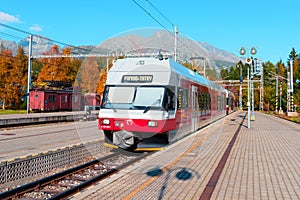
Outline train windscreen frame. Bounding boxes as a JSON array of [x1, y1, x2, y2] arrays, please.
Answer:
[[101, 85, 167, 110]]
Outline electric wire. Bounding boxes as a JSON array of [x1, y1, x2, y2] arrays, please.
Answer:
[[0, 22, 93, 55], [131, 0, 171, 33], [145, 0, 175, 28], [0, 31, 24, 40], [131, 0, 204, 63]]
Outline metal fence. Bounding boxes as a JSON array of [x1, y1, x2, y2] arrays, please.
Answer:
[[0, 140, 109, 190]]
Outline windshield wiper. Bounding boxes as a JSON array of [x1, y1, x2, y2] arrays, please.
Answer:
[[143, 106, 151, 113], [143, 98, 161, 113]]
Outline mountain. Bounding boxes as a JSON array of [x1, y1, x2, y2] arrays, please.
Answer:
[[94, 30, 240, 69], [18, 36, 54, 55], [0, 35, 54, 56], [1, 30, 240, 69], [0, 39, 19, 52]]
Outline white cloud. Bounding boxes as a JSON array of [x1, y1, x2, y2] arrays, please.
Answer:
[[0, 12, 20, 23], [29, 24, 42, 32]]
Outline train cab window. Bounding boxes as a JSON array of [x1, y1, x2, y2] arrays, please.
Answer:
[[133, 87, 165, 107], [166, 87, 175, 111], [102, 86, 167, 110], [101, 86, 138, 109], [35, 94, 38, 98]]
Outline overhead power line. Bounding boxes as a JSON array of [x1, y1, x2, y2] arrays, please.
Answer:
[[131, 0, 206, 63], [0, 31, 24, 40], [131, 0, 170, 31], [145, 0, 175, 28], [0, 22, 92, 54]]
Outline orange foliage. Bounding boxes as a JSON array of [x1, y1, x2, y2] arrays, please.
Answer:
[[37, 45, 81, 83], [0, 46, 28, 109]]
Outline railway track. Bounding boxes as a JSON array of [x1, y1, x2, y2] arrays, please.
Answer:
[[0, 122, 94, 142], [0, 151, 151, 200]]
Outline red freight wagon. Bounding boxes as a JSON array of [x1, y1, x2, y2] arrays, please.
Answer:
[[29, 89, 82, 112], [84, 93, 101, 107]]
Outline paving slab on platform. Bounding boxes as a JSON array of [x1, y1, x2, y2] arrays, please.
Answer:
[[73, 111, 300, 200]]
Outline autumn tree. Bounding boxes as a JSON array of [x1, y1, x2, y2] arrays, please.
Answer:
[[37, 45, 61, 82], [37, 45, 81, 85], [12, 46, 28, 108], [0, 45, 27, 109], [0, 45, 13, 109], [77, 57, 100, 93], [96, 59, 113, 95]]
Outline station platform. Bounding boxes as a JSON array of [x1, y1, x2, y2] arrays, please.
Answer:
[[0, 111, 98, 127], [74, 111, 300, 200]]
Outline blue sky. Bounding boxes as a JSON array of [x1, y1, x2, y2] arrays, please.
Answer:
[[0, 0, 299, 64]]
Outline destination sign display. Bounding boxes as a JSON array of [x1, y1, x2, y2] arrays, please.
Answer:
[[121, 75, 153, 83]]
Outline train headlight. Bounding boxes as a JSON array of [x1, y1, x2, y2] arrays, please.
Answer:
[[148, 121, 158, 127], [101, 119, 110, 125]]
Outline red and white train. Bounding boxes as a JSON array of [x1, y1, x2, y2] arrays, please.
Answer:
[[98, 56, 235, 151]]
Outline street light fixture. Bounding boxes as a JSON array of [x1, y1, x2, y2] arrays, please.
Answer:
[[239, 46, 257, 128]]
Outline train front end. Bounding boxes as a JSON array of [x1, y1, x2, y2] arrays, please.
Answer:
[[98, 57, 177, 151]]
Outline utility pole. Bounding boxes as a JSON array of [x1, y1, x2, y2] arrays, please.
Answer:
[[174, 25, 178, 62], [239, 64, 243, 110], [290, 59, 294, 111], [27, 34, 33, 114], [279, 77, 283, 114], [250, 59, 255, 120], [275, 75, 278, 113], [287, 59, 298, 116], [259, 65, 264, 111]]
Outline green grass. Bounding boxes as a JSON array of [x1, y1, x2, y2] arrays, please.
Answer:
[[291, 117, 299, 123], [0, 109, 27, 115]]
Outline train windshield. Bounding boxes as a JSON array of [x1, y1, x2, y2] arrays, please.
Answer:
[[101, 86, 166, 110]]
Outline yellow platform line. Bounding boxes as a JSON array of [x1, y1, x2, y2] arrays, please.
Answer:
[[122, 137, 206, 200]]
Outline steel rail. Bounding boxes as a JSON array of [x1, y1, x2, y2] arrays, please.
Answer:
[[0, 152, 150, 200]]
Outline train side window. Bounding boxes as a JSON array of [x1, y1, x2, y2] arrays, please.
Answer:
[[62, 95, 67, 103], [217, 96, 221, 111], [207, 94, 211, 114], [185, 89, 190, 108], [72, 95, 79, 103], [49, 95, 57, 102], [177, 88, 183, 110], [198, 93, 202, 113], [177, 88, 190, 110], [204, 93, 208, 114]]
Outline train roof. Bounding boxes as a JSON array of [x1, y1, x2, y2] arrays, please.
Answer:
[[107, 57, 225, 92]]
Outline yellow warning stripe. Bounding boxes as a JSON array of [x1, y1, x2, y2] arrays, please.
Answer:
[[122, 137, 205, 200]]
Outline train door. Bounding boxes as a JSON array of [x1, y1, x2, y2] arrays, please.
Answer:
[[192, 86, 197, 132]]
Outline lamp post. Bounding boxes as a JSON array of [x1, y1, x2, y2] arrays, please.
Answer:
[[238, 63, 243, 110], [250, 47, 257, 121], [239, 47, 257, 128], [27, 34, 33, 114]]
